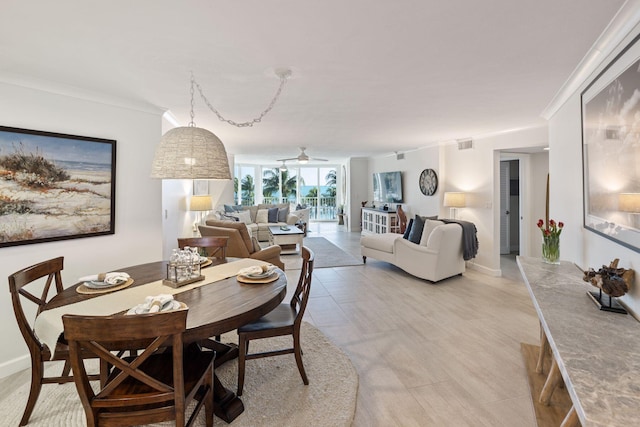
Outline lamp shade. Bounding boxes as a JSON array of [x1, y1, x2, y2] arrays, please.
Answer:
[[619, 193, 640, 213], [190, 195, 212, 211], [443, 192, 466, 208], [151, 126, 232, 179]]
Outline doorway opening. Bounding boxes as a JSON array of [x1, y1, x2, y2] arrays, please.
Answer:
[[500, 159, 520, 256]]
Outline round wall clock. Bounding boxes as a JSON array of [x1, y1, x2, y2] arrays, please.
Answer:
[[419, 169, 438, 196]]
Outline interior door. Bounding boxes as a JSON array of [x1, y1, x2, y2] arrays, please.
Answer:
[[500, 161, 510, 255]]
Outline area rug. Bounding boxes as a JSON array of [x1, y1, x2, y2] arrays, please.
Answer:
[[281, 236, 363, 270], [2, 322, 358, 427]]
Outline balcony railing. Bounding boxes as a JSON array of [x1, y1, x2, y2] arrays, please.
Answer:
[[257, 196, 338, 220]]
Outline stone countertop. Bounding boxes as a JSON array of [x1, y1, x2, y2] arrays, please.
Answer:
[[517, 256, 640, 427]]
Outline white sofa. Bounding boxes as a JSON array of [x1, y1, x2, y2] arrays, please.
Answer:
[[360, 220, 465, 282]]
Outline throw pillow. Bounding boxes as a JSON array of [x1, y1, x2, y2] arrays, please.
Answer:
[[267, 207, 279, 223], [232, 210, 252, 224], [402, 218, 414, 239], [420, 219, 445, 246], [221, 212, 239, 221], [407, 214, 425, 244], [278, 206, 289, 222], [256, 208, 269, 224], [224, 204, 244, 212]]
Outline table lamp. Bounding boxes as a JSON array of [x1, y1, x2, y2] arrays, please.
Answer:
[[619, 192, 640, 228], [443, 192, 466, 220], [190, 195, 212, 232]]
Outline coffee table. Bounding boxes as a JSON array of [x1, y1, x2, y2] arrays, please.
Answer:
[[268, 225, 304, 254]]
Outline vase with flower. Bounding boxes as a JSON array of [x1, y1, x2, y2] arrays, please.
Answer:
[[537, 218, 563, 264]]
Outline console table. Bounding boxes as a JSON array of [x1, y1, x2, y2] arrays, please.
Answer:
[[361, 208, 398, 235], [517, 256, 640, 426]]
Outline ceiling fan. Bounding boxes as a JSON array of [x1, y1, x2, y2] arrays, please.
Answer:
[[277, 147, 328, 164]]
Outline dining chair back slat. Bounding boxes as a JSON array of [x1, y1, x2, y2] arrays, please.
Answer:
[[8, 256, 99, 426], [63, 309, 215, 427], [178, 236, 229, 260]]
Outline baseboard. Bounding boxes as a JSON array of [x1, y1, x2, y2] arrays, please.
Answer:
[[465, 261, 501, 276], [0, 353, 30, 380]]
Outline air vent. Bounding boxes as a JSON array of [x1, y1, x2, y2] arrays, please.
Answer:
[[457, 139, 473, 150], [396, 152, 405, 160]]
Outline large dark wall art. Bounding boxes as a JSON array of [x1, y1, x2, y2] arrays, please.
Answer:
[[0, 126, 116, 248]]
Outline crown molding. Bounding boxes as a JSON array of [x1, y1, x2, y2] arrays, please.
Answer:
[[541, 0, 640, 120]]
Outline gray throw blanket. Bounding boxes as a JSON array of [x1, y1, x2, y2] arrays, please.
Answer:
[[440, 219, 479, 261]]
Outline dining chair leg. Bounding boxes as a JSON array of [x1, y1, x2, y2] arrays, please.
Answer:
[[293, 331, 308, 385], [20, 358, 44, 426], [204, 365, 214, 427], [237, 335, 247, 396], [61, 360, 72, 379]]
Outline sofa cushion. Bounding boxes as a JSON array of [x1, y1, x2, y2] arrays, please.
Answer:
[[402, 218, 414, 239], [420, 219, 445, 246], [277, 205, 289, 222], [256, 208, 269, 223], [268, 207, 279, 222], [361, 233, 398, 254], [407, 214, 425, 244], [231, 210, 252, 224]]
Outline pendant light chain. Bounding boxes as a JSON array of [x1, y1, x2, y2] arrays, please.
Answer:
[[191, 70, 290, 128]]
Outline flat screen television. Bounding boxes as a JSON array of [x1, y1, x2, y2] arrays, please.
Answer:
[[373, 171, 403, 203]]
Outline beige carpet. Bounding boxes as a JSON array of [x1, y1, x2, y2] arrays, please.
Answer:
[[2, 322, 357, 427], [281, 237, 363, 270]]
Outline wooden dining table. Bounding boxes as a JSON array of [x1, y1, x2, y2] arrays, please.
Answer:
[[40, 259, 288, 423]]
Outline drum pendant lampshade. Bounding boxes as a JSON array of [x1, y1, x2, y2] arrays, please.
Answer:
[[151, 126, 231, 179]]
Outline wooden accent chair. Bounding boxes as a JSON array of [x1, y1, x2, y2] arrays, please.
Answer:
[[396, 205, 408, 234], [62, 309, 215, 427], [198, 220, 285, 270], [178, 236, 229, 260], [236, 246, 314, 396], [8, 256, 99, 426]]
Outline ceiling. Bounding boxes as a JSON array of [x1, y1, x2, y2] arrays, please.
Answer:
[[0, 1, 626, 164]]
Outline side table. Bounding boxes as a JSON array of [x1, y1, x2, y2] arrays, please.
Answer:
[[295, 221, 308, 237]]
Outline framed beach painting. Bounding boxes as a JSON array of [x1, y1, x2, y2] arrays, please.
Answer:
[[581, 33, 640, 252], [0, 126, 116, 248]]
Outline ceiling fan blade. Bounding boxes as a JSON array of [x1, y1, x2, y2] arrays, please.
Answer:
[[276, 157, 298, 162], [310, 157, 328, 161]]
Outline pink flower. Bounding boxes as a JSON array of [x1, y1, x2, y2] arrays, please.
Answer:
[[544, 229, 551, 236], [537, 219, 544, 228], [549, 219, 556, 227]]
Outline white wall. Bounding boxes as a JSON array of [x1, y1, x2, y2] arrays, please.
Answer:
[[367, 146, 440, 219], [0, 82, 163, 378], [548, 24, 640, 318], [441, 127, 549, 274], [347, 157, 368, 232]]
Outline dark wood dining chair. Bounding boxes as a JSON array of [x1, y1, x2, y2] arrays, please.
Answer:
[[62, 309, 215, 427], [396, 204, 408, 234], [236, 246, 314, 396], [8, 256, 100, 426], [178, 236, 229, 260]]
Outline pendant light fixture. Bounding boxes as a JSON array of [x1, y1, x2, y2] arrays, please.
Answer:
[[151, 75, 231, 180], [151, 68, 291, 179]]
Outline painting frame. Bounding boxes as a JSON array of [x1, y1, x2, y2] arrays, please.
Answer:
[[0, 125, 116, 248], [581, 32, 640, 253]]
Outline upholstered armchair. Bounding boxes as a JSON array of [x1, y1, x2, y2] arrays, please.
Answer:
[[199, 220, 285, 270]]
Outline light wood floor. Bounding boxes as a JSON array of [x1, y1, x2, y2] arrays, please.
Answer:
[[0, 222, 540, 426], [300, 222, 540, 426]]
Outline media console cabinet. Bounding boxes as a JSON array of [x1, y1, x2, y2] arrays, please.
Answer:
[[517, 256, 640, 426], [361, 208, 399, 235]]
